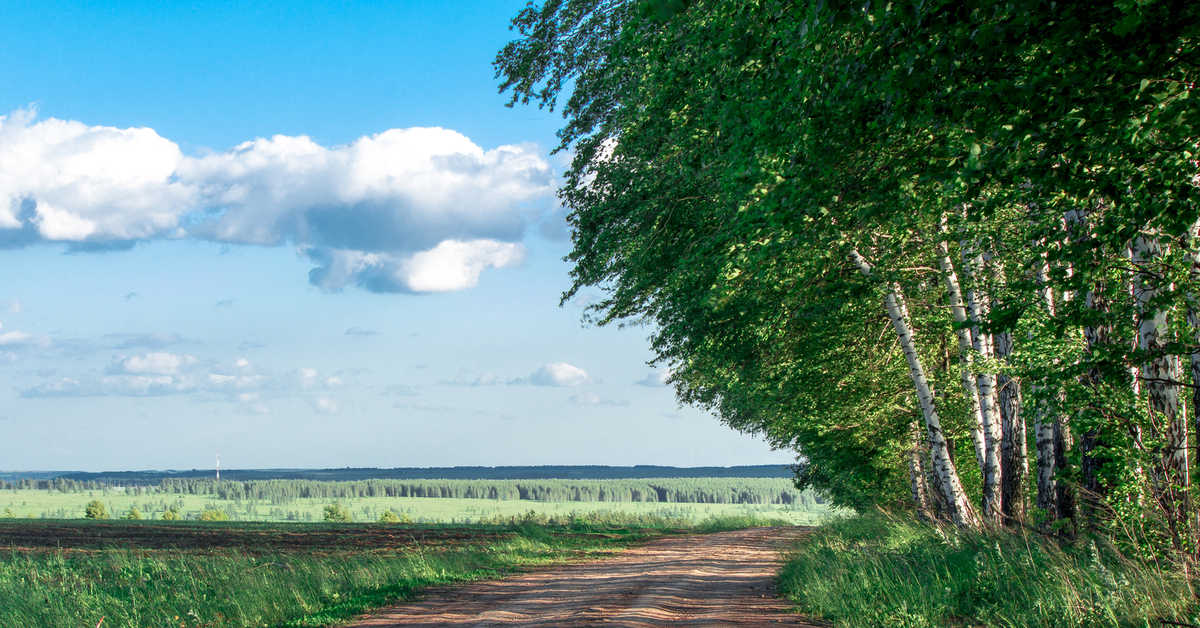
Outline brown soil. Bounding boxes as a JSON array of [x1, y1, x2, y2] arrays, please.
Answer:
[[351, 527, 821, 627], [0, 520, 502, 553]]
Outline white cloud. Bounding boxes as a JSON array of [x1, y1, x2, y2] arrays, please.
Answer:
[[635, 368, 672, 387], [568, 392, 629, 406], [0, 109, 555, 292], [528, 362, 591, 387], [110, 352, 198, 375], [2, 300, 21, 313], [0, 321, 50, 347], [310, 397, 339, 414]]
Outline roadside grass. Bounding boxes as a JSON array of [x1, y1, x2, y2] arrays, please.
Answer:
[[778, 513, 1197, 628], [0, 510, 781, 628]]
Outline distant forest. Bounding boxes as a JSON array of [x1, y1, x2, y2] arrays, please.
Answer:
[[1, 475, 821, 507], [28, 464, 795, 485]]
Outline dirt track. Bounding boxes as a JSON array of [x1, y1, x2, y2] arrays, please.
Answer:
[[352, 527, 820, 627]]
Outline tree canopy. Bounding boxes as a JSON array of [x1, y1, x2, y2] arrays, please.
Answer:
[[498, 0, 1199, 549]]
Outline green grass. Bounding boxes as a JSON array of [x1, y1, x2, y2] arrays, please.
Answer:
[[0, 521, 664, 628], [0, 488, 828, 525], [778, 513, 1197, 628]]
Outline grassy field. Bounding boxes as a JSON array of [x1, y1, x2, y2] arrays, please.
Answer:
[[1, 487, 829, 524], [0, 517, 689, 628], [778, 513, 1198, 628]]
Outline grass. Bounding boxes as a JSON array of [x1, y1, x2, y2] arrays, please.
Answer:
[[0, 510, 786, 628], [1, 488, 829, 525], [778, 512, 1197, 628]]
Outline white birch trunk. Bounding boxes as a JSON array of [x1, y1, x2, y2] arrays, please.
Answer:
[[850, 248, 978, 526], [936, 241, 987, 474], [1133, 233, 1187, 548], [1033, 263, 1060, 524], [962, 249, 1003, 521]]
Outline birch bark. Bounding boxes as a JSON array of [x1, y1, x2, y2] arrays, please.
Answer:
[[1133, 233, 1188, 550], [962, 249, 1003, 521], [936, 241, 987, 474], [850, 248, 978, 526], [996, 329, 1027, 524]]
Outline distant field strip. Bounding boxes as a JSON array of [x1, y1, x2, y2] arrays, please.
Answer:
[[0, 477, 830, 524]]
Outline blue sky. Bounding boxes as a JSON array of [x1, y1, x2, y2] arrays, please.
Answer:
[[0, 0, 792, 472]]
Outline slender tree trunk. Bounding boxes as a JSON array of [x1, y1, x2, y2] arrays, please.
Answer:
[[850, 248, 978, 526], [909, 420, 933, 521], [1132, 233, 1187, 551], [1033, 263, 1074, 528], [963, 249, 1003, 522], [996, 330, 1027, 524], [936, 240, 988, 474]]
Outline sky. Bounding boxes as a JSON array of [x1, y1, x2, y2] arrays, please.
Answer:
[[0, 0, 794, 472]]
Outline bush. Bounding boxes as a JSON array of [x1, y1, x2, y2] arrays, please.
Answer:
[[121, 507, 142, 520], [161, 507, 181, 521], [2, 508, 14, 519], [323, 503, 353, 522], [198, 509, 229, 521], [84, 500, 109, 520], [378, 510, 411, 524]]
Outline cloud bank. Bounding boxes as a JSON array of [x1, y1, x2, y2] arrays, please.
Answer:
[[0, 109, 555, 292]]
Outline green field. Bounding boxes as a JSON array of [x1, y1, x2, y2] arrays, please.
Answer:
[[1, 487, 828, 525]]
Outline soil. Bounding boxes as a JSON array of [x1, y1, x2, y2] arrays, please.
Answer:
[[0, 520, 503, 552], [350, 527, 821, 627]]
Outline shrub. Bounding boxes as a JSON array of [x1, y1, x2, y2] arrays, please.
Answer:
[[2, 508, 14, 519], [378, 510, 412, 524], [84, 500, 109, 520], [198, 509, 229, 521], [121, 507, 142, 520], [161, 507, 181, 520], [323, 503, 353, 523]]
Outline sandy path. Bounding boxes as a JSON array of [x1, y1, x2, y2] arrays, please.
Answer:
[[350, 527, 820, 627]]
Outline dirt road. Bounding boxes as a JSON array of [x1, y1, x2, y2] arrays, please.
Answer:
[[351, 527, 819, 627]]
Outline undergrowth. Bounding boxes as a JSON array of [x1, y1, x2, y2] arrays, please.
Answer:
[[778, 513, 1197, 628]]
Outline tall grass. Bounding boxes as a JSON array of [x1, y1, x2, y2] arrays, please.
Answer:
[[0, 526, 643, 628], [778, 513, 1196, 628]]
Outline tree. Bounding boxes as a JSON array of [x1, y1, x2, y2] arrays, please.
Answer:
[[323, 503, 353, 523], [497, 0, 1199, 542], [121, 506, 143, 520], [161, 506, 181, 520], [84, 500, 109, 520], [198, 509, 229, 521], [378, 509, 411, 524]]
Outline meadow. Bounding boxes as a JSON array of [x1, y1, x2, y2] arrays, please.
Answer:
[[1, 477, 829, 524]]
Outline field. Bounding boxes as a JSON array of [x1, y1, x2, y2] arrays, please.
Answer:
[[1, 477, 831, 525], [0, 518, 682, 628]]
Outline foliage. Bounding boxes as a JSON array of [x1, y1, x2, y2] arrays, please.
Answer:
[[377, 509, 412, 524], [120, 506, 142, 520], [83, 500, 108, 520], [160, 506, 181, 521], [197, 509, 229, 522], [2, 508, 13, 519], [495, 0, 1200, 546], [322, 503, 353, 523], [778, 514, 1197, 628]]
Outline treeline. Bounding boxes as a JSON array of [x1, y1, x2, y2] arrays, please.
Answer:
[[0, 478, 109, 492], [56, 464, 793, 485], [155, 477, 820, 506], [495, 0, 1200, 556]]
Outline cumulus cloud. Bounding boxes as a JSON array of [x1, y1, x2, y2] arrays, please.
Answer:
[[0, 109, 554, 292], [0, 321, 49, 347], [528, 362, 591, 387], [108, 352, 198, 376], [635, 368, 672, 387], [310, 397, 339, 415], [568, 392, 629, 406]]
